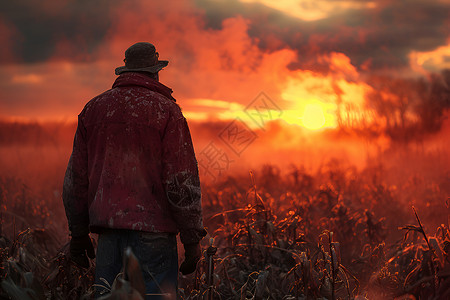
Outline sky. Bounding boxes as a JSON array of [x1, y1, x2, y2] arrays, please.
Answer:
[[0, 0, 449, 178], [0, 0, 448, 118]]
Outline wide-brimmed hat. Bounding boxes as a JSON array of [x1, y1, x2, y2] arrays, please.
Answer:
[[115, 42, 168, 75]]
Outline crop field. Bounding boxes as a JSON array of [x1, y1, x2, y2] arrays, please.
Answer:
[[0, 122, 449, 300]]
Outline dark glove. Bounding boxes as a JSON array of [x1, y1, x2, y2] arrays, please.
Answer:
[[180, 243, 201, 275], [70, 235, 95, 268]]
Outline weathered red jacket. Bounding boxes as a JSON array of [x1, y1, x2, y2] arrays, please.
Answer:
[[63, 72, 205, 244]]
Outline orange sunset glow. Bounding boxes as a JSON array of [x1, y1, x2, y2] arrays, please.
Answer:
[[0, 0, 448, 194], [1, 0, 448, 136], [0, 0, 449, 298], [0, 0, 448, 184]]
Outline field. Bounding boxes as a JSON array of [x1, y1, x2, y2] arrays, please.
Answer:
[[0, 121, 449, 299]]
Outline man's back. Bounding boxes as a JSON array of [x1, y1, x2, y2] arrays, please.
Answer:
[[63, 43, 205, 299], [84, 72, 186, 232]]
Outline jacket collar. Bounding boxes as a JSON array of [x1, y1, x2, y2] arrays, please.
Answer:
[[112, 72, 176, 102]]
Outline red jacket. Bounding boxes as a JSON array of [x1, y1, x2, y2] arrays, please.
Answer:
[[63, 72, 205, 244]]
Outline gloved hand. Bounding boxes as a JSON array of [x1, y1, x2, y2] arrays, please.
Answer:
[[70, 235, 95, 268], [180, 243, 201, 275]]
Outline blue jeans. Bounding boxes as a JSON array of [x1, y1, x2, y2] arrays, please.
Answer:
[[94, 229, 178, 299]]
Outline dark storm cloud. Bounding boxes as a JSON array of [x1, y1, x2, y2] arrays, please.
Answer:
[[195, 0, 450, 72], [0, 0, 120, 64], [3, 0, 448, 70]]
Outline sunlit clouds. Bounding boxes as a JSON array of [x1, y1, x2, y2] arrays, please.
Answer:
[[11, 74, 43, 85], [0, 0, 449, 145], [239, 0, 377, 21], [409, 43, 450, 74]]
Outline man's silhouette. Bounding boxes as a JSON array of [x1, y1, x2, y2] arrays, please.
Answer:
[[63, 42, 206, 299]]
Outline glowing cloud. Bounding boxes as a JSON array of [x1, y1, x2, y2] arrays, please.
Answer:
[[409, 42, 450, 74], [239, 0, 377, 21], [11, 74, 43, 84]]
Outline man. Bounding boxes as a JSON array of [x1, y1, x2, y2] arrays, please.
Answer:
[[62, 42, 206, 299]]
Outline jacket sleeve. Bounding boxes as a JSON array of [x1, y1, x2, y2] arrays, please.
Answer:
[[62, 115, 90, 237], [162, 115, 206, 245]]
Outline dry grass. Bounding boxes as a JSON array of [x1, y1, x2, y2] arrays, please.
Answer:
[[0, 158, 449, 299]]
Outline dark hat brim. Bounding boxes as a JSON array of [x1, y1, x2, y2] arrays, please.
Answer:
[[115, 60, 169, 75]]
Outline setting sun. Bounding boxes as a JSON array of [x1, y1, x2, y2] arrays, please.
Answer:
[[302, 103, 326, 130], [281, 98, 338, 130]]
